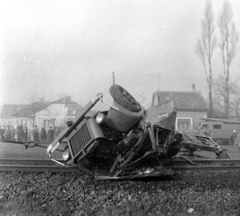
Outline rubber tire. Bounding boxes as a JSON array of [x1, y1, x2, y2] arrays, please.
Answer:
[[109, 84, 141, 112]]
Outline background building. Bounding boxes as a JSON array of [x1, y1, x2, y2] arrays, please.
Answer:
[[0, 96, 83, 137], [151, 84, 208, 132]]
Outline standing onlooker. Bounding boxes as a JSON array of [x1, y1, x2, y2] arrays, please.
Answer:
[[17, 122, 22, 142], [19, 124, 23, 141], [9, 126, 14, 141], [230, 130, 238, 146], [14, 126, 18, 141], [48, 126, 54, 143], [54, 127, 60, 139], [196, 122, 202, 135], [0, 126, 4, 142], [4, 126, 10, 141], [40, 127, 47, 143], [33, 125, 39, 143], [234, 131, 240, 155], [22, 124, 28, 142]]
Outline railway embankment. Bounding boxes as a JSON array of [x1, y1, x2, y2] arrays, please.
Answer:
[[1, 142, 240, 215], [1, 171, 240, 216]]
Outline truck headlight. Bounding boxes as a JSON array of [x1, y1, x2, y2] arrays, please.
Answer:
[[62, 150, 70, 161], [96, 113, 106, 124]]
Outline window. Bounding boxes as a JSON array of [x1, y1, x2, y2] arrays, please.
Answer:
[[20, 119, 28, 125], [152, 94, 159, 106], [202, 124, 209, 129], [43, 119, 56, 129], [213, 124, 222, 129], [21, 119, 28, 125], [177, 118, 191, 130]]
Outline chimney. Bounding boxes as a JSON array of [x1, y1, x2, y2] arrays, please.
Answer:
[[192, 84, 196, 92]]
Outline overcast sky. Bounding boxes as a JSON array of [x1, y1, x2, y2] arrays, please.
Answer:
[[1, 0, 240, 110]]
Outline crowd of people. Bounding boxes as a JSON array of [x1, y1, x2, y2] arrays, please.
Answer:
[[0, 125, 64, 143]]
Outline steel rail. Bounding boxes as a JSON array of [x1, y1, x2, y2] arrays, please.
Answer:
[[0, 158, 64, 165], [172, 159, 240, 165], [0, 164, 240, 173], [0, 158, 240, 174], [0, 164, 80, 173], [0, 158, 239, 165], [173, 165, 240, 172]]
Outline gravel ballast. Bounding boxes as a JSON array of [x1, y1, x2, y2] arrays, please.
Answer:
[[0, 171, 240, 216]]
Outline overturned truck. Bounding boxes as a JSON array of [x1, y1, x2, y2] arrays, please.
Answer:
[[47, 84, 229, 180]]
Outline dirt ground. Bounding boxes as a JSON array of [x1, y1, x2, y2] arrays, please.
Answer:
[[0, 141, 62, 159]]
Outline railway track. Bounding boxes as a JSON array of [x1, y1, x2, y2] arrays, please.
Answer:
[[0, 158, 240, 174], [0, 164, 79, 173], [172, 158, 240, 172], [0, 158, 62, 165], [0, 158, 80, 173]]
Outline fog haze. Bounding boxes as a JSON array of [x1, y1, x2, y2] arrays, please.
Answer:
[[1, 0, 240, 109]]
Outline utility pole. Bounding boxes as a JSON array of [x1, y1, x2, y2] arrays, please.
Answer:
[[148, 73, 165, 91]]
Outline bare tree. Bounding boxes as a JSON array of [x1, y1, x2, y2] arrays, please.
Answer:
[[27, 95, 38, 129], [213, 75, 240, 118], [232, 97, 240, 121], [218, 0, 239, 118], [195, 0, 217, 117], [27, 95, 46, 129]]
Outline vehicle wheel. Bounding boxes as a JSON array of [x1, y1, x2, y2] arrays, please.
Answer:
[[109, 84, 141, 112]]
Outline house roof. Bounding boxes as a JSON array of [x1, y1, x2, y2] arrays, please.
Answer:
[[53, 96, 77, 105], [11, 96, 78, 118], [153, 91, 208, 112], [11, 101, 51, 117], [0, 104, 28, 118]]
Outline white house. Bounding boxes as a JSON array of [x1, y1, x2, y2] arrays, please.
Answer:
[[3, 96, 83, 132]]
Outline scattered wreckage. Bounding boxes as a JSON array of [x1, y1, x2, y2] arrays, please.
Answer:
[[46, 84, 230, 180]]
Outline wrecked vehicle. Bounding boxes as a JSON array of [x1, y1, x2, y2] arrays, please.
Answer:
[[46, 84, 229, 180]]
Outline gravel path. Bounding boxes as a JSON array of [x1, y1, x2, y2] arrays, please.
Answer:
[[1, 171, 240, 216]]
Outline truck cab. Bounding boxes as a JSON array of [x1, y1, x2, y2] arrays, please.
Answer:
[[199, 120, 240, 145]]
